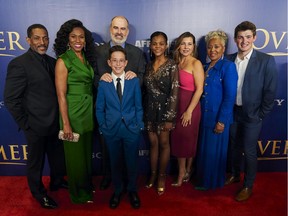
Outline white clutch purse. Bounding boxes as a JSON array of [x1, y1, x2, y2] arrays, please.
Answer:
[[58, 130, 80, 142]]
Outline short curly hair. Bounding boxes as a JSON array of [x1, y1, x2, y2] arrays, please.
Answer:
[[205, 30, 228, 47], [53, 19, 96, 68]]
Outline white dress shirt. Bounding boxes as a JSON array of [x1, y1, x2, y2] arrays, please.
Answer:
[[234, 49, 253, 106], [112, 72, 125, 95]]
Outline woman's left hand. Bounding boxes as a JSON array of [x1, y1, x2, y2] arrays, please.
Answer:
[[181, 111, 192, 127]]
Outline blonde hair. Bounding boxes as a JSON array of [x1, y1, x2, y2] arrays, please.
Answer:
[[205, 30, 228, 47]]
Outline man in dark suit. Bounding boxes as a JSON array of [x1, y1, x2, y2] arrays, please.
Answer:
[[4, 24, 67, 209], [94, 15, 146, 190], [225, 21, 278, 201], [96, 46, 144, 209]]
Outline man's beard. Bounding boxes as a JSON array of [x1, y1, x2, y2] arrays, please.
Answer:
[[111, 33, 127, 45]]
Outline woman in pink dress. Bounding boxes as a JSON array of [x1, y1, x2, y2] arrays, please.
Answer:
[[171, 32, 204, 186]]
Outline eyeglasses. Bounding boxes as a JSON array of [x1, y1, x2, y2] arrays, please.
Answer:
[[110, 59, 126, 64]]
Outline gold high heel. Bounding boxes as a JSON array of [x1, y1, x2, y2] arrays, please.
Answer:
[[157, 173, 166, 195], [146, 171, 157, 188]]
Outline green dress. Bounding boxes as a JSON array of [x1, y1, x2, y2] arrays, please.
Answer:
[[59, 49, 94, 203]]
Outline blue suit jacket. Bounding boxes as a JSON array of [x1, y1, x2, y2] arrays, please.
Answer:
[[96, 77, 144, 137], [201, 58, 238, 127], [227, 50, 278, 122]]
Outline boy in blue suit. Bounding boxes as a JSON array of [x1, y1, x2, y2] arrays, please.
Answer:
[[96, 45, 144, 209]]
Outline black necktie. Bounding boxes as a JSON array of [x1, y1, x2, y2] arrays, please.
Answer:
[[116, 78, 122, 102]]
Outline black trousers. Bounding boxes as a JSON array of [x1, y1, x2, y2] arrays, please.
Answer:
[[24, 129, 66, 200]]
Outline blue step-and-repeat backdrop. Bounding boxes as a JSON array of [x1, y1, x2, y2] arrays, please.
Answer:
[[0, 0, 287, 175]]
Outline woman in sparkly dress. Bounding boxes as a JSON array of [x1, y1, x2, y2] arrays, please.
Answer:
[[143, 31, 179, 195]]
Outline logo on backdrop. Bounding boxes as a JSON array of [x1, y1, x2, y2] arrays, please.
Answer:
[[253, 29, 288, 56], [258, 140, 288, 161], [0, 31, 25, 57], [274, 99, 285, 106], [0, 144, 27, 165]]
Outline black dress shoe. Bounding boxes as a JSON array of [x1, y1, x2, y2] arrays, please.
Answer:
[[128, 192, 140, 209], [99, 177, 111, 190], [50, 179, 69, 191], [38, 195, 58, 209], [109, 193, 121, 209]]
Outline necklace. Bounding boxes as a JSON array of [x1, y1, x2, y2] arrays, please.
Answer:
[[205, 64, 214, 78]]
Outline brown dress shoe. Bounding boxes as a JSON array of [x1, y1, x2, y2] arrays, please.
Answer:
[[235, 187, 252, 201], [225, 176, 240, 185]]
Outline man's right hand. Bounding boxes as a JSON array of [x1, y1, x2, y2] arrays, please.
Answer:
[[100, 73, 113, 82]]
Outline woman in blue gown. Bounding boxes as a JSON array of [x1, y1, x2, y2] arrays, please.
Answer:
[[195, 30, 238, 190]]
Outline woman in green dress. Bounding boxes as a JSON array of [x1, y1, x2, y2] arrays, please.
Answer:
[[54, 19, 96, 204]]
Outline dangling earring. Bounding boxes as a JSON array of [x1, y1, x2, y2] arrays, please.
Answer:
[[165, 49, 168, 57], [67, 43, 71, 50], [150, 49, 153, 58], [83, 43, 86, 52]]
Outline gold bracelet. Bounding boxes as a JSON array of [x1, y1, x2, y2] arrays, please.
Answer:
[[217, 122, 224, 127]]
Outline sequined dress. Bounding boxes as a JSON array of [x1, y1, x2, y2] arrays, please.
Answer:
[[143, 58, 179, 133]]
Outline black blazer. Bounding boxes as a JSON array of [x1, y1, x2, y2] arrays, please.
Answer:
[[4, 49, 59, 136], [94, 42, 146, 88], [227, 50, 278, 122]]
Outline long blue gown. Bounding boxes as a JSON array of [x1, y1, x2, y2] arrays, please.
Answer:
[[196, 57, 238, 189]]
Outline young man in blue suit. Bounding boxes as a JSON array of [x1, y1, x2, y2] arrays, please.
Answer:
[[94, 15, 146, 191], [225, 21, 278, 201], [96, 45, 144, 209]]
